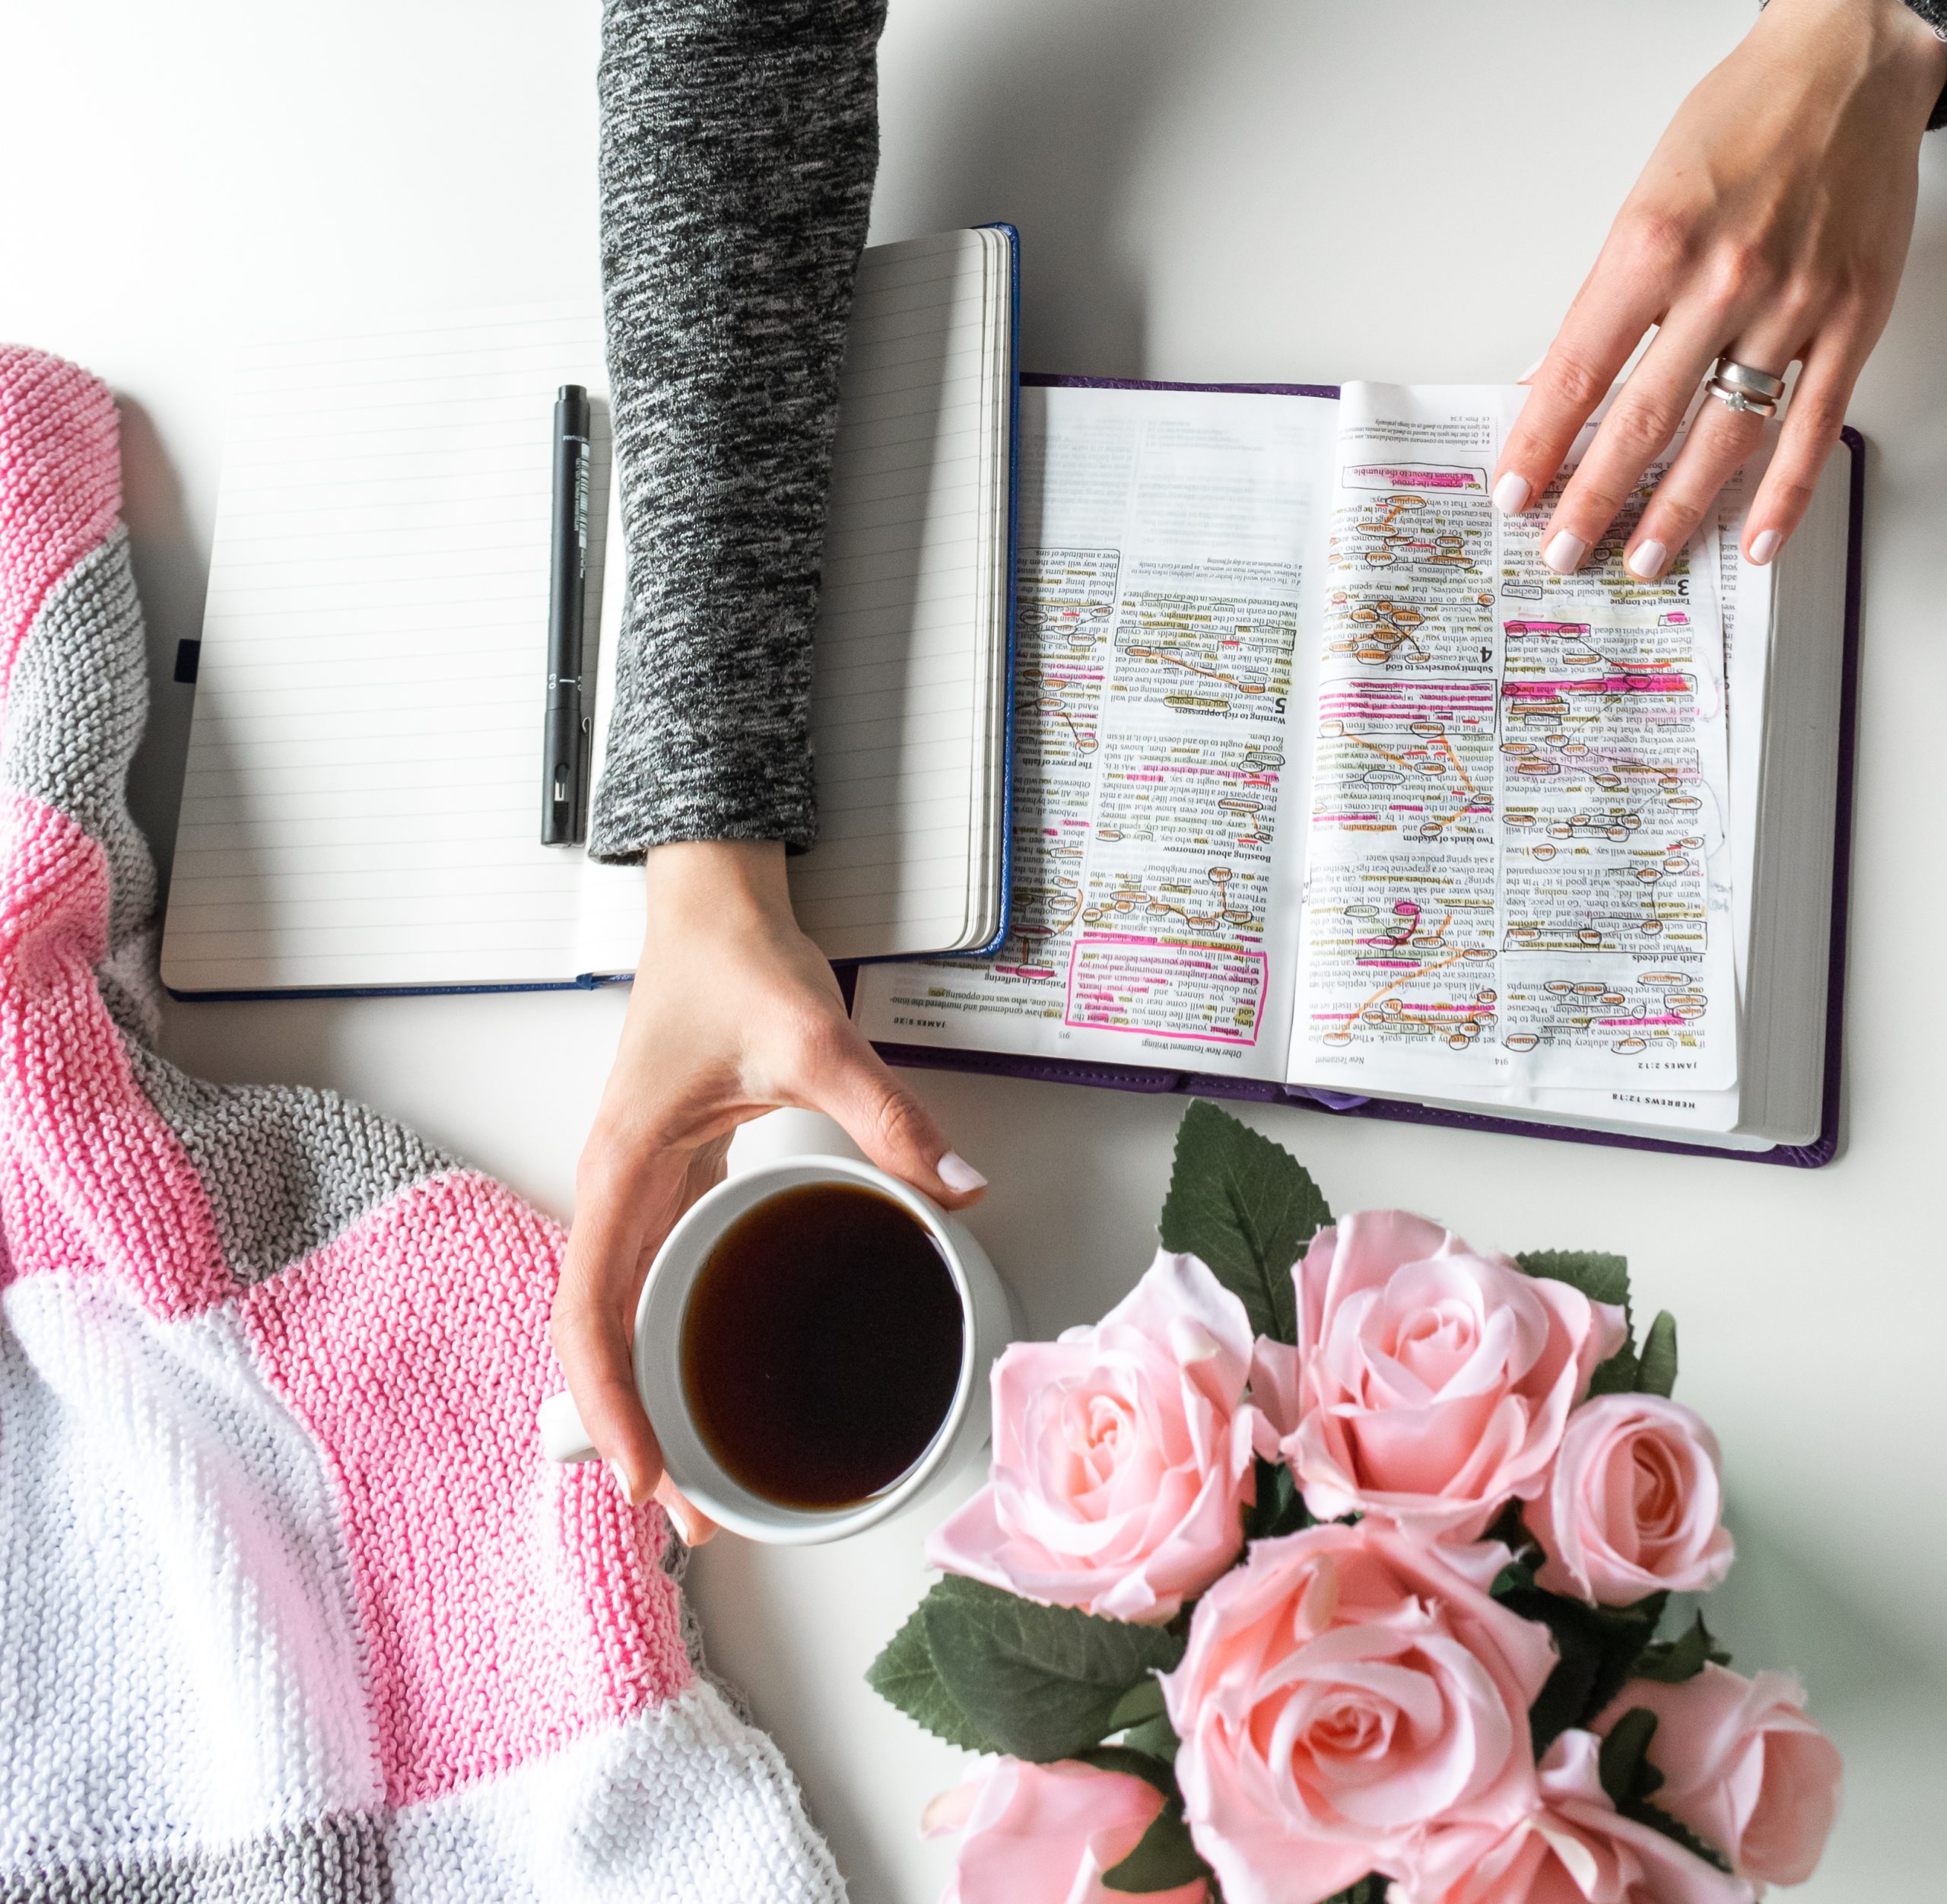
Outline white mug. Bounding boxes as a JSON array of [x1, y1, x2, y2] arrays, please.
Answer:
[[536, 1154, 1021, 1544]]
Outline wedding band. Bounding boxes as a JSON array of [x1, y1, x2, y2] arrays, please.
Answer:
[[1705, 358, 1786, 419], [1714, 359, 1787, 399]]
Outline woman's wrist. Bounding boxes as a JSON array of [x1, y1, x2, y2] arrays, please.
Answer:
[[641, 838, 796, 942], [1760, 0, 1947, 116], [1868, 0, 1947, 91]]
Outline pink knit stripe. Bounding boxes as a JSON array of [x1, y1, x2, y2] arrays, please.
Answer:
[[0, 793, 227, 1314], [0, 348, 120, 704], [240, 1171, 692, 1806]]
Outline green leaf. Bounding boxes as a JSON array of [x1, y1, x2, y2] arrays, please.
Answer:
[[1158, 1101, 1330, 1344], [1517, 1250, 1637, 1394], [1122, 1712, 1182, 1764], [1490, 1556, 1537, 1599], [865, 1597, 999, 1753], [1515, 1248, 1631, 1314], [1107, 1677, 1169, 1734], [1585, 1342, 1640, 1397], [1634, 1612, 1730, 1683], [1637, 1310, 1678, 1397], [1498, 1585, 1666, 1753], [1077, 1744, 1177, 1799], [1625, 1800, 1736, 1874], [1242, 1457, 1311, 1543], [1598, 1706, 1665, 1809], [1323, 1880, 1388, 1903], [922, 1575, 1186, 1763], [1102, 1801, 1213, 1895]]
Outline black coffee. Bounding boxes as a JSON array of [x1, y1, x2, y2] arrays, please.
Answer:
[[680, 1182, 965, 1511]]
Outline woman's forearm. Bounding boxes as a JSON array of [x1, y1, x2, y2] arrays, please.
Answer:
[[590, 0, 888, 863]]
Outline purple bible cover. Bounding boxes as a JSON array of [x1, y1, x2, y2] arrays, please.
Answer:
[[849, 376, 1865, 1170]]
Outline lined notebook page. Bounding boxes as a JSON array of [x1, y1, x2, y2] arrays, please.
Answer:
[[161, 305, 618, 993], [786, 229, 1005, 961]]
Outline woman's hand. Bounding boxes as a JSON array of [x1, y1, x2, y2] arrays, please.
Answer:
[[1494, 0, 1947, 576], [551, 839, 986, 1541]]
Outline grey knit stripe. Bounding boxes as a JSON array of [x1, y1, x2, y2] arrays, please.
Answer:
[[0, 1814, 390, 1903], [5, 517, 450, 1283], [588, 0, 887, 861], [660, 1522, 754, 1727], [3, 526, 159, 971], [124, 1043, 457, 1287]]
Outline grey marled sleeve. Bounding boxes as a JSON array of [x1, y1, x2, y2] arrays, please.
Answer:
[[1907, 0, 1947, 126], [589, 0, 888, 862]]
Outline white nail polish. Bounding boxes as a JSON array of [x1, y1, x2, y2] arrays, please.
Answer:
[[606, 1460, 635, 1503], [1542, 531, 1589, 575], [936, 1149, 988, 1194], [1748, 529, 1781, 566], [1491, 472, 1531, 516], [1516, 356, 1546, 385], [1625, 539, 1667, 580]]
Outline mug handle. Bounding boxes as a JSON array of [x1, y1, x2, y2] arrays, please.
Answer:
[[537, 1391, 598, 1464]]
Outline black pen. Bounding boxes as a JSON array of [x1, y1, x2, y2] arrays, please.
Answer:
[[541, 383, 592, 845]]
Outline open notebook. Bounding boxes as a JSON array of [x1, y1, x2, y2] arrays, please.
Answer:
[[853, 378, 1860, 1163], [160, 226, 1018, 996]]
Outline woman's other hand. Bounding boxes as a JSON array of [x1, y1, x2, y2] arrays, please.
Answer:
[[551, 840, 986, 1541], [1494, 0, 1947, 577]]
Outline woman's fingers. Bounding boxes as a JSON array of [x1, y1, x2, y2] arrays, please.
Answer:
[[797, 1014, 987, 1209], [1533, 306, 1736, 574], [656, 1139, 729, 1543], [654, 1472, 718, 1547], [1620, 300, 1812, 576], [555, 1146, 722, 1543], [1620, 394, 1769, 579], [1744, 329, 1864, 562], [1491, 219, 1675, 518], [551, 1143, 677, 1505]]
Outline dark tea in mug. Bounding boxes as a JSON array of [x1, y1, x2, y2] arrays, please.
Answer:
[[679, 1181, 966, 1511]]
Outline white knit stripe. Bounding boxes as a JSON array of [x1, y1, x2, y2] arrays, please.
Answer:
[[0, 1273, 381, 1866], [385, 1682, 849, 1904]]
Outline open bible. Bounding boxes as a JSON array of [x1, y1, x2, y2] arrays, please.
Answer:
[[853, 377, 1858, 1160]]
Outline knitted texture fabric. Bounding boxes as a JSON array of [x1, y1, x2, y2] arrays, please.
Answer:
[[589, 0, 888, 862], [0, 347, 847, 1902]]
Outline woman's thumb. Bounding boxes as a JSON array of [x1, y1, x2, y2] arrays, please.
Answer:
[[807, 1028, 987, 1207]]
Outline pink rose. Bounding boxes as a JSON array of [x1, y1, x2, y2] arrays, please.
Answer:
[[1528, 1394, 1734, 1606], [1596, 1667, 1841, 1887], [1159, 1520, 1557, 1904], [1396, 1730, 1755, 1904], [926, 1251, 1256, 1623], [1253, 1213, 1626, 1544], [924, 1758, 1207, 1904]]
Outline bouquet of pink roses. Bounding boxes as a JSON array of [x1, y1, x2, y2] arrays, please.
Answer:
[[869, 1104, 1840, 1904]]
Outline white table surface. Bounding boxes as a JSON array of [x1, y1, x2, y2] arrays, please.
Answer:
[[6, 2, 1944, 1897]]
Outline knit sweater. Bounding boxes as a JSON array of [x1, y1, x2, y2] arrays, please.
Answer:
[[591, 0, 887, 861], [0, 346, 846, 1901], [589, 0, 1947, 863]]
